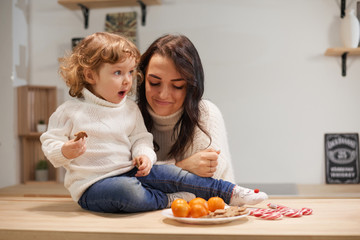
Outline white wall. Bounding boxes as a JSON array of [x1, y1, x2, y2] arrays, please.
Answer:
[[0, 0, 18, 188], [3, 0, 360, 187], [13, 0, 29, 87]]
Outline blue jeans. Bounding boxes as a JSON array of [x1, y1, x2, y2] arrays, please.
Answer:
[[78, 165, 235, 213]]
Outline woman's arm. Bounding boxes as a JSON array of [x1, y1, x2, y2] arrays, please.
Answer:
[[176, 100, 235, 182], [175, 149, 219, 177]]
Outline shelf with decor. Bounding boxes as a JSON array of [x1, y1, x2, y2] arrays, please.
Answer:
[[58, 0, 162, 27], [17, 85, 57, 183], [325, 0, 360, 76], [58, 0, 161, 9], [325, 48, 360, 76], [325, 47, 360, 56]]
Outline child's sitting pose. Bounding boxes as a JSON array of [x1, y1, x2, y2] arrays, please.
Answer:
[[40, 32, 267, 213]]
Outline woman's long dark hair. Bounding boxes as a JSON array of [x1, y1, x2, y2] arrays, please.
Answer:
[[137, 34, 211, 160]]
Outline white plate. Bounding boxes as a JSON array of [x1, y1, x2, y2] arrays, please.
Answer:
[[161, 208, 249, 225]]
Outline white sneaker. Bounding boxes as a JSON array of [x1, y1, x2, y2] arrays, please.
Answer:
[[166, 192, 196, 208], [229, 186, 268, 206]]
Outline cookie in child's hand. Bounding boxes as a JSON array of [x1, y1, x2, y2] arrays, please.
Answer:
[[74, 131, 88, 141]]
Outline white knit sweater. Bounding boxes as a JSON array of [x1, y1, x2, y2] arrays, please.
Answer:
[[150, 100, 235, 183], [40, 89, 156, 202]]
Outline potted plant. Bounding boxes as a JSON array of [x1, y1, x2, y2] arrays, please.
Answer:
[[37, 120, 47, 133], [35, 159, 48, 181]]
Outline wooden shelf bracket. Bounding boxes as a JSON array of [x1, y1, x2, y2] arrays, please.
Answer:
[[137, 0, 147, 26], [341, 0, 346, 18], [78, 3, 89, 29], [58, 0, 161, 28], [325, 48, 360, 77], [77, 1, 147, 28], [341, 52, 348, 76]]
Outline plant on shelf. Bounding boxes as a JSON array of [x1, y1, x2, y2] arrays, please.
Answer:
[[36, 159, 48, 170], [37, 119, 47, 133], [35, 159, 48, 181]]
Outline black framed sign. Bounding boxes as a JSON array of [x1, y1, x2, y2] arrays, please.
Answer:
[[325, 133, 360, 184]]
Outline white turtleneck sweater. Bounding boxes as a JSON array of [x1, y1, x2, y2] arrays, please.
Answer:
[[149, 100, 235, 183], [40, 89, 156, 202]]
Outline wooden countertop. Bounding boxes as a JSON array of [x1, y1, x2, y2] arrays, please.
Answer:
[[0, 184, 360, 240], [1, 182, 360, 198], [0, 182, 70, 198]]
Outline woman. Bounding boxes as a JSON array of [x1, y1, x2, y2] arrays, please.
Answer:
[[137, 34, 235, 183], [41, 32, 268, 213]]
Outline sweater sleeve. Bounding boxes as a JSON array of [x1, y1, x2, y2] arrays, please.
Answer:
[[40, 102, 74, 168], [129, 104, 157, 165], [190, 100, 235, 183]]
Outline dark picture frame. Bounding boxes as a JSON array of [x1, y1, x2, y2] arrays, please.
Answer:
[[325, 133, 360, 184], [71, 38, 84, 50]]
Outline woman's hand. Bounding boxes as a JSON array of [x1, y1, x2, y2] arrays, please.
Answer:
[[133, 155, 152, 177], [176, 148, 220, 177], [61, 138, 86, 159]]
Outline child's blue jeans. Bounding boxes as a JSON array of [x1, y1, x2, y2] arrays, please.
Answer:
[[78, 164, 235, 213]]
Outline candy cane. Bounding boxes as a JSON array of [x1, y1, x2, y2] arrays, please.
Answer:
[[277, 208, 293, 214], [267, 203, 288, 210], [259, 212, 283, 220], [250, 208, 283, 220], [268, 203, 313, 215], [251, 208, 276, 217], [250, 208, 265, 216], [282, 209, 303, 218], [251, 204, 312, 220], [252, 210, 265, 217], [300, 207, 313, 215]]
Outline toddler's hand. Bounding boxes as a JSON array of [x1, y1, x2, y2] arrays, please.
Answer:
[[133, 155, 152, 177], [61, 138, 86, 159]]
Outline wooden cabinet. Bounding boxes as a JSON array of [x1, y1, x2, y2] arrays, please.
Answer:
[[17, 85, 57, 183]]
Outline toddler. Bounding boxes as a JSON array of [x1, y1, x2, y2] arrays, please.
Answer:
[[41, 32, 267, 213]]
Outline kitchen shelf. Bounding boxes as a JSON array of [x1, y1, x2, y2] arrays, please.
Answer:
[[17, 85, 57, 183], [19, 132, 42, 138], [17, 85, 57, 135], [58, 0, 161, 9], [325, 47, 360, 56], [58, 0, 161, 27], [325, 47, 360, 76]]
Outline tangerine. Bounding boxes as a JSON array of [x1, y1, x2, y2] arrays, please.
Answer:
[[171, 198, 188, 206], [189, 203, 208, 218], [189, 197, 209, 211], [207, 197, 225, 212], [171, 201, 191, 218]]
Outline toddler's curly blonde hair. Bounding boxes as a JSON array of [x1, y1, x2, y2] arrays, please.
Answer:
[[59, 32, 140, 98]]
